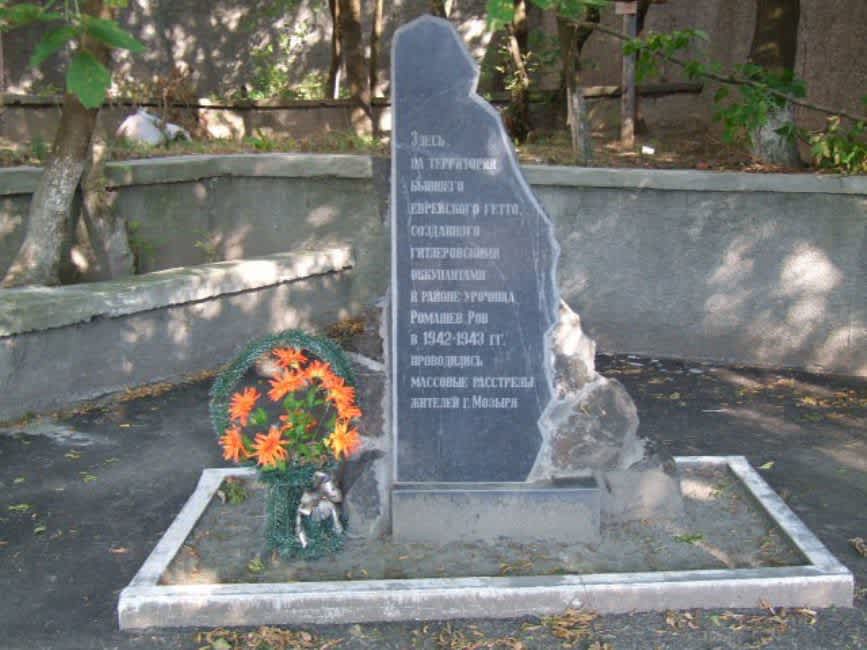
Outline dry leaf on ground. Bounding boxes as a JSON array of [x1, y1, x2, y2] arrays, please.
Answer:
[[849, 537, 867, 557], [663, 609, 700, 631], [539, 609, 600, 644]]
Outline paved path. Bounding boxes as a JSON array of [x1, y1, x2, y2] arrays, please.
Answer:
[[0, 354, 864, 649]]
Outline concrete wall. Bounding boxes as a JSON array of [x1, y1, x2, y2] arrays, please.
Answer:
[[1, 154, 864, 380], [528, 168, 866, 376], [0, 154, 388, 314], [0, 249, 354, 421]]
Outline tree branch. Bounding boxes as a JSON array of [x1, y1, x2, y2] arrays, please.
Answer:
[[570, 18, 867, 124]]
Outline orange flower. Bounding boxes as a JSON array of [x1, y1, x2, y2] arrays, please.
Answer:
[[327, 383, 356, 411], [272, 347, 308, 369], [229, 387, 260, 425], [337, 402, 362, 421], [326, 420, 361, 459], [253, 425, 288, 468], [219, 425, 247, 463], [268, 370, 309, 402], [320, 371, 345, 390], [305, 360, 332, 382]]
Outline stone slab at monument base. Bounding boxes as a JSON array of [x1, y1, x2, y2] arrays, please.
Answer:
[[391, 479, 600, 545], [117, 457, 853, 630]]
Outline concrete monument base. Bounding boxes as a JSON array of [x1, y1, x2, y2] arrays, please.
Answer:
[[117, 456, 853, 630], [391, 478, 600, 545]]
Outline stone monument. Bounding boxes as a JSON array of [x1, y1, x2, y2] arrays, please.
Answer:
[[389, 16, 681, 544]]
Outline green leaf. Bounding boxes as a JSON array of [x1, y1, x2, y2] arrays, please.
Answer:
[[758, 460, 775, 470], [66, 51, 110, 109], [249, 407, 268, 427], [486, 0, 514, 31], [713, 86, 729, 103], [684, 60, 703, 79], [30, 26, 77, 68], [2, 4, 59, 27], [246, 557, 265, 574], [82, 16, 145, 52]]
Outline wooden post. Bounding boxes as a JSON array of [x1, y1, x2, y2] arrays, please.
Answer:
[[617, 1, 637, 148]]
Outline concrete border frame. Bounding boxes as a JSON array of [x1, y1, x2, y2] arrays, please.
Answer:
[[117, 456, 853, 629]]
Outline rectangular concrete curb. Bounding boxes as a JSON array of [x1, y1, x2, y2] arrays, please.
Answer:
[[4, 156, 865, 197], [118, 456, 853, 629], [104, 153, 374, 188], [522, 165, 867, 195], [0, 247, 354, 337]]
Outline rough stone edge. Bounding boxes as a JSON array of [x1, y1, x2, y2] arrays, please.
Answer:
[[0, 247, 354, 337], [117, 456, 853, 629], [523, 165, 867, 195]]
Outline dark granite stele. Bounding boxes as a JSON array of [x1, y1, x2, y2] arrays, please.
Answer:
[[390, 16, 558, 484], [389, 16, 595, 542]]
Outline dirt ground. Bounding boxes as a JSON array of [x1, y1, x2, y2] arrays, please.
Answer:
[[162, 465, 801, 586], [0, 123, 794, 173]]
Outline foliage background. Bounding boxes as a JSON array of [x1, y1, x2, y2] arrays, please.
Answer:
[[2, 0, 864, 133]]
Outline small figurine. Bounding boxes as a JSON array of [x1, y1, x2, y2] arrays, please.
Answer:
[[295, 471, 344, 548]]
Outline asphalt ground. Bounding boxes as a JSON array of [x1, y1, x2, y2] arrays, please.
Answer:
[[0, 354, 865, 649]]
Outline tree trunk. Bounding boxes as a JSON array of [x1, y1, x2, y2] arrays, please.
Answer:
[[369, 0, 384, 135], [79, 0, 133, 280], [636, 0, 653, 35], [2, 93, 97, 287], [557, 9, 599, 162], [4, 0, 111, 287], [749, 0, 799, 70], [620, 12, 637, 148], [504, 0, 530, 143], [430, 0, 447, 18], [430, 0, 454, 17], [0, 31, 6, 92], [568, 88, 593, 164], [326, 0, 342, 100], [2, 0, 131, 287], [77, 132, 134, 279], [634, 0, 653, 134], [338, 0, 371, 135], [748, 0, 801, 166]]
